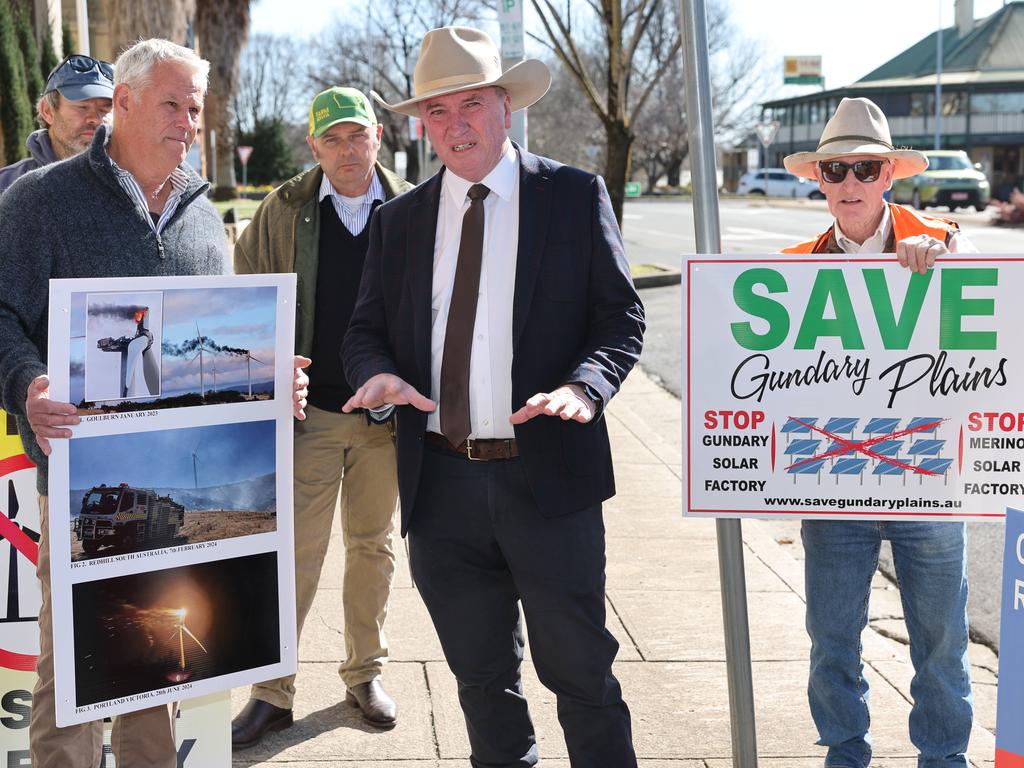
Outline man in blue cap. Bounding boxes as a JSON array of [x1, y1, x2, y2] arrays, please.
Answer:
[[0, 54, 114, 195]]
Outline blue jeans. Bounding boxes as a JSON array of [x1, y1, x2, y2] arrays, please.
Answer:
[[801, 520, 972, 768]]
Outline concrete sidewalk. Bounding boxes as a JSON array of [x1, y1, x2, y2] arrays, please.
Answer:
[[230, 368, 998, 767]]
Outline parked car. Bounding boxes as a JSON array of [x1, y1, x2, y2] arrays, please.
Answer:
[[737, 168, 824, 199], [890, 150, 991, 211]]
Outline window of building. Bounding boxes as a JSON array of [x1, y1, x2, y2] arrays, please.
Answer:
[[971, 91, 1024, 113]]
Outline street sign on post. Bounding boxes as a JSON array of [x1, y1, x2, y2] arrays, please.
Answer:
[[236, 145, 254, 189], [755, 121, 780, 147], [998, 508, 1024, 766], [624, 181, 642, 198], [497, 0, 527, 149], [755, 121, 781, 197], [680, 0, 759, 766]]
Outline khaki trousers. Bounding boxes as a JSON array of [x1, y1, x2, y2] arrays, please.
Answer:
[[252, 406, 398, 709], [31, 497, 177, 768]]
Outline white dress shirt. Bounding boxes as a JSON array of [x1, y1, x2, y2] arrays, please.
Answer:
[[427, 143, 519, 439], [318, 170, 384, 235], [833, 204, 977, 253]]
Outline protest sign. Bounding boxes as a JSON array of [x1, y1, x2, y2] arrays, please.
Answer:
[[684, 256, 1022, 521], [45, 274, 297, 726]]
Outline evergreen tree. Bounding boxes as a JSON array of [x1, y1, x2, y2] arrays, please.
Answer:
[[0, 0, 34, 164], [14, 6, 43, 104], [235, 119, 300, 186], [61, 22, 73, 59], [40, 23, 57, 88]]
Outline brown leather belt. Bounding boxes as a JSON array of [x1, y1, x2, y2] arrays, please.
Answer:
[[424, 431, 519, 461]]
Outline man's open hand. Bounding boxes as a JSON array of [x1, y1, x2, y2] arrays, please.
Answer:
[[343, 373, 436, 413], [509, 384, 595, 425]]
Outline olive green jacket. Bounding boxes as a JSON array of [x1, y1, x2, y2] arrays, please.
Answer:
[[233, 163, 412, 357]]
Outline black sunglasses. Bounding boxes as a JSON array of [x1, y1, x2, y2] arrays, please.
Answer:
[[46, 54, 114, 84], [819, 160, 886, 184]]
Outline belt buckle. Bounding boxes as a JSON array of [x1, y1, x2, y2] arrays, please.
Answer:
[[465, 439, 484, 461]]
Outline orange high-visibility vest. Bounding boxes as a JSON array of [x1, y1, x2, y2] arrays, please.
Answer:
[[782, 203, 959, 254]]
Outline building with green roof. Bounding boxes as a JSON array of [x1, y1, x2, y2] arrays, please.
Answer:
[[760, 0, 1024, 199]]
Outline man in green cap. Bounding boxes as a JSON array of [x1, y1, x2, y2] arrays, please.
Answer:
[[231, 86, 411, 748]]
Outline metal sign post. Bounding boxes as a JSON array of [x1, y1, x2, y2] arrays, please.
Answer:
[[236, 145, 254, 189], [678, 0, 759, 765], [497, 0, 528, 149], [755, 121, 781, 198]]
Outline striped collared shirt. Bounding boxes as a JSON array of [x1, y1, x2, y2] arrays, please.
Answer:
[[110, 160, 189, 234], [318, 170, 384, 235]]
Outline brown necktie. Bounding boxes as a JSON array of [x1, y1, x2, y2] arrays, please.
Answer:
[[440, 183, 490, 447]]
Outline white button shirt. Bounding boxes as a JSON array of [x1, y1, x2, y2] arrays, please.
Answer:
[[427, 143, 519, 439]]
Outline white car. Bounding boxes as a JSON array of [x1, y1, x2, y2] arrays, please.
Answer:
[[737, 168, 824, 199]]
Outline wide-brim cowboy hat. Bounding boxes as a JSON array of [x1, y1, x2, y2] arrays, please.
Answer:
[[372, 26, 551, 118], [784, 97, 928, 180]]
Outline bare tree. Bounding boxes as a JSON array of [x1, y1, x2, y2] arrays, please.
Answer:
[[529, 0, 682, 226], [631, 5, 768, 191], [311, 0, 490, 183], [195, 0, 250, 199], [233, 32, 308, 135]]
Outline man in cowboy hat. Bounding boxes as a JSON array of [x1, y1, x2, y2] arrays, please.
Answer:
[[342, 25, 643, 768], [783, 97, 975, 768], [230, 86, 411, 747]]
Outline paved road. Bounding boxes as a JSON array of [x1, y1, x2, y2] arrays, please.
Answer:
[[623, 196, 1024, 648]]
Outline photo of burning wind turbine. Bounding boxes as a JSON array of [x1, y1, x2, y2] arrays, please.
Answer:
[[165, 607, 208, 683], [96, 307, 159, 398], [83, 292, 163, 403], [71, 552, 280, 708], [69, 286, 278, 413]]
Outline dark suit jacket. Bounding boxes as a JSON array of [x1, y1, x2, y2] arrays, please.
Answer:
[[343, 148, 645, 534]]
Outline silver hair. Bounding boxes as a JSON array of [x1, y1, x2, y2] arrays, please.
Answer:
[[114, 38, 210, 98], [36, 91, 61, 128]]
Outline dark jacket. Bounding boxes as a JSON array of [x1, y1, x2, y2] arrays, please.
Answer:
[[343, 148, 645, 534], [0, 124, 227, 493], [0, 129, 60, 196]]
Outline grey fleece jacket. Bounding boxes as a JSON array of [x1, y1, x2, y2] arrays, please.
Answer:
[[0, 129, 60, 196], [0, 124, 227, 493]]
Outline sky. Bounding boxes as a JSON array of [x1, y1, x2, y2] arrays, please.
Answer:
[[249, 0, 1010, 103]]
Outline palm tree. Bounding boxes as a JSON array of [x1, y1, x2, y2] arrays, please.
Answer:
[[195, 0, 250, 200]]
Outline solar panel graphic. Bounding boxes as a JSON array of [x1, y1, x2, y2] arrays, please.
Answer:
[[864, 417, 900, 434], [781, 417, 817, 434], [823, 417, 858, 435], [784, 439, 821, 456]]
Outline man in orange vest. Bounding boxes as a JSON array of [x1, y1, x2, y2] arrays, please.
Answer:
[[782, 97, 975, 768]]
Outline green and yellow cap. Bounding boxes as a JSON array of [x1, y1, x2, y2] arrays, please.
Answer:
[[308, 87, 376, 137]]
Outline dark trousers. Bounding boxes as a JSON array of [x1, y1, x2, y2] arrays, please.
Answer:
[[408, 447, 637, 768]]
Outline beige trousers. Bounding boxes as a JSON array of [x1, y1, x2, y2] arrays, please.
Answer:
[[252, 406, 398, 709], [31, 496, 177, 768]]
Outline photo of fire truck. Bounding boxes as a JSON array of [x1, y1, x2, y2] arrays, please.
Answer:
[[75, 483, 184, 555]]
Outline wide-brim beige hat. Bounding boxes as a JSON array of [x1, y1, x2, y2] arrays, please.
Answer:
[[784, 97, 928, 180], [372, 26, 551, 118]]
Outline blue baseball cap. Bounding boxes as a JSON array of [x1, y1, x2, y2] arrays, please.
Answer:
[[45, 55, 114, 101]]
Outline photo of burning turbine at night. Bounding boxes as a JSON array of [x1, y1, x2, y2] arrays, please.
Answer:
[[72, 552, 280, 707], [69, 286, 278, 414]]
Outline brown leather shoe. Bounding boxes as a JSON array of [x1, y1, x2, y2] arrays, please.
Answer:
[[345, 679, 397, 726], [231, 698, 293, 750]]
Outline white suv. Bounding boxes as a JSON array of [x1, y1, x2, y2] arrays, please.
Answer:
[[737, 168, 824, 199]]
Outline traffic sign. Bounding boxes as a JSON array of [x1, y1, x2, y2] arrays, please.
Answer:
[[625, 181, 642, 198], [755, 121, 781, 147], [236, 145, 254, 166]]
